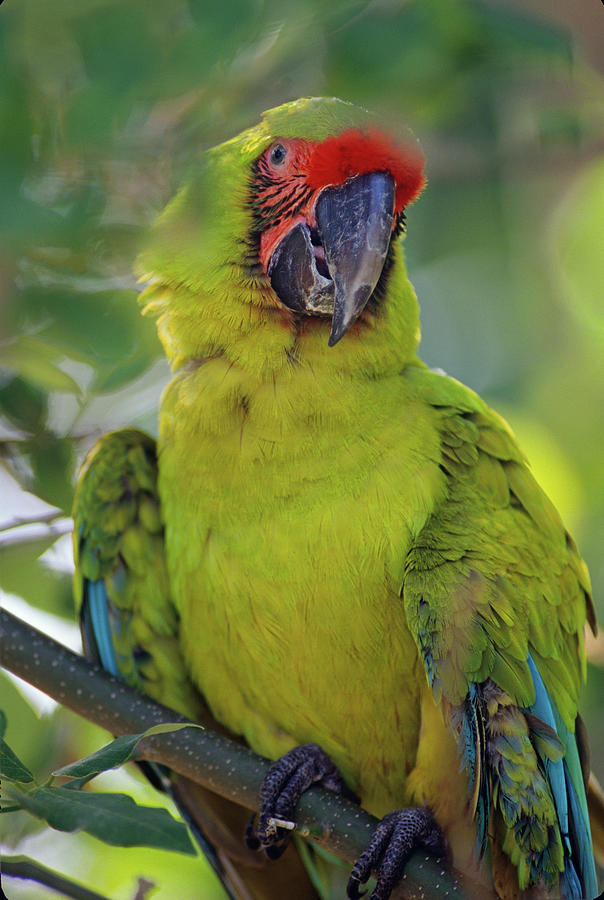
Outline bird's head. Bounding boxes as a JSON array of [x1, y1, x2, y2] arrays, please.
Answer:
[[251, 125, 424, 345], [139, 98, 425, 370]]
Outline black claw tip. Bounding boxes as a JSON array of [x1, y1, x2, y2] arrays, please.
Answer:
[[346, 874, 368, 899], [348, 807, 446, 900], [244, 813, 261, 851], [265, 842, 289, 861]]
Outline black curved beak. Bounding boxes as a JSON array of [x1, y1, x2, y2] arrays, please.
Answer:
[[267, 172, 395, 346]]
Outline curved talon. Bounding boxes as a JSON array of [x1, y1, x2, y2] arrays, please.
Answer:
[[246, 743, 345, 857], [346, 807, 446, 900], [246, 810, 292, 857], [346, 873, 368, 899], [244, 813, 261, 851], [265, 841, 290, 860]]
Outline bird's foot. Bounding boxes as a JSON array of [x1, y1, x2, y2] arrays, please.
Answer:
[[245, 743, 347, 860], [347, 807, 447, 900]]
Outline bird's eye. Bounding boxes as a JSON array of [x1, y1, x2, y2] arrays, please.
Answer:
[[270, 144, 287, 166]]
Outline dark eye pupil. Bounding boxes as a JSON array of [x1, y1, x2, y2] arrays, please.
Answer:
[[270, 144, 286, 165]]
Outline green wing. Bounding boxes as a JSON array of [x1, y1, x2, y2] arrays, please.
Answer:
[[403, 369, 597, 898], [73, 428, 200, 718]]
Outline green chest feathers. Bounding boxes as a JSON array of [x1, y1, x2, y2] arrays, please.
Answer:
[[158, 358, 444, 812]]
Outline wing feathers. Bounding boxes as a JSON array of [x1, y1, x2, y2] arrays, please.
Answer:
[[403, 372, 596, 897]]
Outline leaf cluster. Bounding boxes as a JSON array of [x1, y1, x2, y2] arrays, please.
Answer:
[[1, 714, 197, 857]]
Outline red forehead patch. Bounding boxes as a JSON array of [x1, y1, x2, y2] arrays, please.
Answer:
[[307, 128, 425, 216]]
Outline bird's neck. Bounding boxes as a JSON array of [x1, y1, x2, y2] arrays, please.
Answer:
[[141, 243, 422, 383]]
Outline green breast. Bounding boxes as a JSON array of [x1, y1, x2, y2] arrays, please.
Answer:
[[158, 355, 444, 815]]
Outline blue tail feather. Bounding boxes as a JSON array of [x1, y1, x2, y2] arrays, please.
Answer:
[[564, 764, 596, 900], [85, 579, 120, 676], [525, 654, 597, 900], [526, 656, 569, 847]]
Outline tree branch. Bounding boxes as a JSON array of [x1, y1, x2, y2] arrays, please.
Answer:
[[0, 609, 491, 900], [1, 856, 112, 900]]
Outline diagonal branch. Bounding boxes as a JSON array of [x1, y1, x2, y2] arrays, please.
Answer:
[[0, 609, 490, 900], [1, 856, 113, 900]]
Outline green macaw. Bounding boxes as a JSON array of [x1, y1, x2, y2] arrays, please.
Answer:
[[73, 97, 602, 900]]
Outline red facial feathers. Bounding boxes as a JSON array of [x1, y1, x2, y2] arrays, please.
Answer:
[[255, 128, 425, 271], [306, 129, 425, 217]]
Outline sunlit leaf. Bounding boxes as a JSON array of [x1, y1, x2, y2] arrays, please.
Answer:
[[0, 338, 81, 395]]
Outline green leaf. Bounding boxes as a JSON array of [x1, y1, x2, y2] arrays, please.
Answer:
[[0, 337, 81, 395], [0, 674, 56, 779], [0, 537, 74, 620], [25, 432, 75, 512], [61, 775, 98, 791], [0, 738, 35, 783], [0, 376, 48, 435], [22, 288, 154, 366], [8, 785, 196, 854], [0, 709, 6, 738], [54, 723, 200, 779]]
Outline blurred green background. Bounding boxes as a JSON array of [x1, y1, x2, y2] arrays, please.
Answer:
[[1, 0, 603, 897]]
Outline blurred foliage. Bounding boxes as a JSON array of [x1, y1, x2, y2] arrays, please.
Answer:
[[1, 0, 603, 897]]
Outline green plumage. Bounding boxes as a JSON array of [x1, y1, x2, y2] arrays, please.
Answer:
[[74, 98, 598, 899], [74, 429, 200, 717]]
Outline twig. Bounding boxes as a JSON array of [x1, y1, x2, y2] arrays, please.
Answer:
[[0, 519, 73, 549], [1, 855, 111, 900], [0, 510, 65, 533]]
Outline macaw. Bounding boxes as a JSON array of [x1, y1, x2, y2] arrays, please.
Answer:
[[73, 97, 602, 899]]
